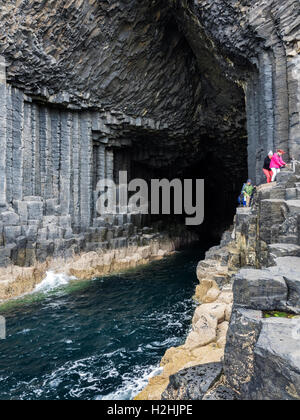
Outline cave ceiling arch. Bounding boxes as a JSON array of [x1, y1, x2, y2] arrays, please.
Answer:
[[0, 0, 247, 170]]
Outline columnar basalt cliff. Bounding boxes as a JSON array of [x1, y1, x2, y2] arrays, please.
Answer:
[[0, 0, 299, 398], [0, 0, 298, 272]]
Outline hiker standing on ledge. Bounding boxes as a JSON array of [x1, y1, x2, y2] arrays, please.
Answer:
[[242, 179, 255, 207], [263, 151, 273, 184], [270, 149, 287, 182]]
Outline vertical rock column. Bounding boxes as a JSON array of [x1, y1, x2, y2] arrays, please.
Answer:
[[50, 109, 61, 206], [60, 112, 72, 215], [32, 104, 41, 197], [0, 56, 7, 207], [22, 101, 34, 197], [287, 52, 300, 161], [258, 52, 274, 161], [37, 105, 53, 205], [246, 73, 260, 184], [106, 148, 115, 214], [99, 144, 106, 181], [11, 88, 24, 201], [106, 149, 114, 181], [5, 82, 13, 205], [22, 100, 42, 198], [273, 43, 290, 156], [71, 112, 80, 227], [246, 46, 291, 184], [94, 143, 106, 218], [80, 112, 93, 230]]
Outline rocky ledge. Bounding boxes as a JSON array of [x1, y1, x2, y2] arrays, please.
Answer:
[[0, 228, 197, 302], [137, 164, 300, 400]]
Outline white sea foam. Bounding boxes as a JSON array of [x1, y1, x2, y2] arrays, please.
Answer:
[[99, 365, 163, 400], [34, 271, 76, 293]]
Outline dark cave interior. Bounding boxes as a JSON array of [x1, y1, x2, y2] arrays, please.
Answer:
[[112, 125, 248, 242]]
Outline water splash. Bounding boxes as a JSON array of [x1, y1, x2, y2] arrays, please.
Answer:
[[100, 365, 164, 400], [34, 271, 77, 293]]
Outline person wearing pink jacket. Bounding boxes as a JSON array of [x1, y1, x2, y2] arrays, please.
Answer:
[[270, 150, 287, 182]]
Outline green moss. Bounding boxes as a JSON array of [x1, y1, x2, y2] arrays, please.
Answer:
[[263, 311, 297, 319]]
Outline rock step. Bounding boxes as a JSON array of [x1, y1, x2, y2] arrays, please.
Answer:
[[234, 257, 300, 314], [268, 243, 300, 263], [285, 199, 300, 213], [285, 188, 300, 200], [277, 235, 299, 245]]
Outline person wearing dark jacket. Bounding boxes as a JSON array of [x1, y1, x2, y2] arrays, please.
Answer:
[[263, 151, 273, 183]]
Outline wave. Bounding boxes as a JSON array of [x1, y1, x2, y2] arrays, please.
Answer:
[[99, 365, 163, 400], [34, 271, 77, 293]]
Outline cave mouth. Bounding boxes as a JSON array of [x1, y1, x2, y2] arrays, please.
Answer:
[[92, 10, 249, 243], [131, 145, 248, 243], [87, 9, 249, 243], [101, 119, 248, 244]]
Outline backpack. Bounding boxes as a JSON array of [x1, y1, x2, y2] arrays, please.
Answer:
[[237, 183, 246, 204]]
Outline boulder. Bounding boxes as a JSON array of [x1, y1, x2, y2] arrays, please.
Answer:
[[233, 268, 288, 311], [194, 278, 216, 302], [224, 308, 263, 394], [0, 211, 20, 226], [248, 318, 300, 400], [268, 257, 300, 313], [192, 303, 227, 325], [203, 287, 220, 303], [216, 321, 229, 348], [268, 243, 300, 266], [161, 362, 223, 400], [217, 290, 233, 304], [186, 313, 217, 349]]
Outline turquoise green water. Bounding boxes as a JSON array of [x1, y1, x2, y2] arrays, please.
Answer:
[[0, 245, 205, 400]]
